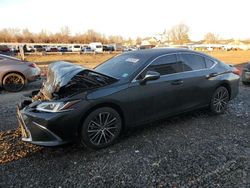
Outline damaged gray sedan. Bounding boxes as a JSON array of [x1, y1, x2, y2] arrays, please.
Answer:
[[17, 49, 240, 149]]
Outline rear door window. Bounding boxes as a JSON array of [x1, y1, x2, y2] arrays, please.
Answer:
[[180, 54, 206, 71]]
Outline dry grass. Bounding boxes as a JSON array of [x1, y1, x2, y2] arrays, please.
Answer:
[[25, 53, 117, 68], [24, 50, 250, 68], [206, 50, 250, 65]]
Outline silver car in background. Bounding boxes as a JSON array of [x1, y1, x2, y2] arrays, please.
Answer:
[[0, 54, 41, 92]]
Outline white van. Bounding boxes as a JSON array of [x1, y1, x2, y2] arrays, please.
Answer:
[[68, 45, 81, 52], [89, 42, 103, 53]]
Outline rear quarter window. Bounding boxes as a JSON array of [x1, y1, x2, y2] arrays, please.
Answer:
[[205, 58, 216, 68]]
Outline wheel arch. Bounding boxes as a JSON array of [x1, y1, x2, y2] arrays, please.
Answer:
[[216, 81, 231, 99], [77, 102, 126, 135]]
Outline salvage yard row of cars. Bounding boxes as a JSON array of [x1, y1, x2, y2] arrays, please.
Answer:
[[0, 43, 124, 54], [11, 48, 247, 150]]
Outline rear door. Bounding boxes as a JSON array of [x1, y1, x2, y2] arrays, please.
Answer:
[[176, 53, 213, 110]]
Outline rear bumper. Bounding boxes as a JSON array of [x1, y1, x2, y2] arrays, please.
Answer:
[[26, 67, 41, 82], [230, 75, 240, 100], [27, 75, 41, 82]]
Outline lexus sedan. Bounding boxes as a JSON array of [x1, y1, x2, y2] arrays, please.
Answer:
[[17, 48, 240, 149], [0, 54, 41, 92], [242, 62, 250, 85]]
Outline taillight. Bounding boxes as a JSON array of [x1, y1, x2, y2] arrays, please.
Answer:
[[28, 63, 37, 68], [232, 68, 240, 75]]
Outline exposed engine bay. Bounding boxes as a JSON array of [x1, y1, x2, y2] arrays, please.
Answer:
[[32, 61, 117, 101]]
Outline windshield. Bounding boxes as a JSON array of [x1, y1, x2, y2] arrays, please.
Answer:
[[95, 53, 149, 79]]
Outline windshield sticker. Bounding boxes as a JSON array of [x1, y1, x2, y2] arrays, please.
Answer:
[[125, 58, 139, 63]]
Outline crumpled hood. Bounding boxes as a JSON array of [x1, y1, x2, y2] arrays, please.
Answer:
[[33, 61, 117, 101], [43, 61, 87, 96]]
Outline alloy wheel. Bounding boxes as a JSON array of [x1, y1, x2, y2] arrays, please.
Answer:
[[87, 112, 120, 146], [3, 73, 25, 92], [212, 87, 229, 113]]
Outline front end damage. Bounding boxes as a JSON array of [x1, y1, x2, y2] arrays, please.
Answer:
[[33, 61, 117, 101], [17, 61, 117, 146]]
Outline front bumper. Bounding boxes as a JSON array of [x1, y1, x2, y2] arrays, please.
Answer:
[[16, 96, 92, 146], [17, 106, 67, 146]]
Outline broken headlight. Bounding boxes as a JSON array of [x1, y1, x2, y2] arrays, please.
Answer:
[[36, 100, 79, 113]]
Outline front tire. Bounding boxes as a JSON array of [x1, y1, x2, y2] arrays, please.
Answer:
[[80, 107, 122, 149], [210, 86, 229, 114], [3, 73, 25, 92]]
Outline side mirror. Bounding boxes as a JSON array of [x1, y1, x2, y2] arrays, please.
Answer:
[[140, 71, 160, 84]]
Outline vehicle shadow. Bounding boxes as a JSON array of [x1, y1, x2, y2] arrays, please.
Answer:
[[5, 108, 214, 163], [0, 80, 42, 95]]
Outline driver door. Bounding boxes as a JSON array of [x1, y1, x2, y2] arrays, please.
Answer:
[[126, 54, 183, 126]]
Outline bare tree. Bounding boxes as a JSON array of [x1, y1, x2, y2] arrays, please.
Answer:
[[136, 37, 142, 45], [168, 23, 190, 44], [204, 32, 220, 44], [108, 35, 124, 43], [21, 29, 34, 43], [60, 26, 70, 43]]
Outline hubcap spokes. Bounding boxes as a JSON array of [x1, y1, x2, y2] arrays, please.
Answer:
[[213, 89, 228, 113], [88, 112, 118, 146], [5, 75, 23, 90]]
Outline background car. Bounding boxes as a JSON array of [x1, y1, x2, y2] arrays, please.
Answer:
[[18, 49, 240, 149], [0, 54, 40, 92], [0, 45, 10, 53], [242, 62, 250, 85], [59, 46, 68, 52], [103, 45, 115, 52], [83, 46, 93, 53], [50, 47, 58, 52], [33, 45, 45, 52], [68, 45, 81, 52]]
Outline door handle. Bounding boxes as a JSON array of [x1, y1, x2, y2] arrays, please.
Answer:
[[171, 80, 183, 85], [206, 72, 218, 78]]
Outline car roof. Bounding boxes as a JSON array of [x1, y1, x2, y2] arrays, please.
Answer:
[[124, 48, 208, 59], [0, 54, 21, 61]]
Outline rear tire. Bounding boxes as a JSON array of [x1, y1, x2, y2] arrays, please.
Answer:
[[80, 107, 122, 149], [210, 86, 229, 115], [3, 73, 25, 92], [242, 81, 250, 85]]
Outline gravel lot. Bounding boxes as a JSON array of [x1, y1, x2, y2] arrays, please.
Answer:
[[1, 73, 250, 187]]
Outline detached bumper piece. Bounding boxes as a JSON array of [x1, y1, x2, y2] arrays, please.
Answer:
[[17, 106, 66, 146]]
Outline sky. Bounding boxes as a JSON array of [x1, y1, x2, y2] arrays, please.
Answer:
[[0, 0, 250, 41]]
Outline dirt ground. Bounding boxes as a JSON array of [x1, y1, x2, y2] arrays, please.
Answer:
[[206, 50, 250, 65]]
